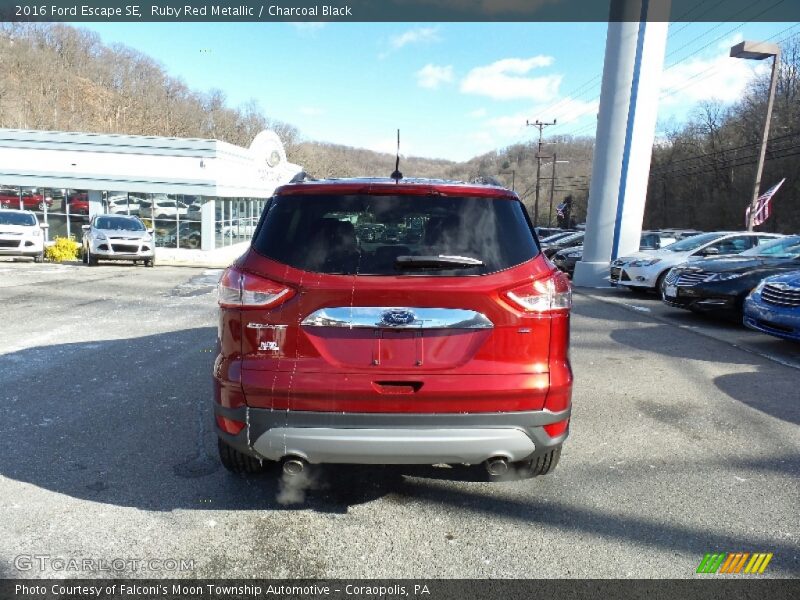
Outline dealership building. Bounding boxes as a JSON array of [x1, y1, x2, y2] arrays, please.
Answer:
[[0, 128, 302, 257]]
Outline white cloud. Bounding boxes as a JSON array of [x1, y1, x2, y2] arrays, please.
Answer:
[[468, 108, 487, 118], [415, 64, 454, 89], [460, 56, 561, 101], [290, 23, 326, 35], [660, 53, 768, 105], [298, 106, 325, 117], [363, 137, 410, 156], [718, 32, 744, 51], [390, 26, 441, 50]]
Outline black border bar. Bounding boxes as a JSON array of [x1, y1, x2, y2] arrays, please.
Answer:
[[1, 0, 799, 23], [2, 579, 800, 600]]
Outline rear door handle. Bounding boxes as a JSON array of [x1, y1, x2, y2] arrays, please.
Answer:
[[372, 381, 423, 395]]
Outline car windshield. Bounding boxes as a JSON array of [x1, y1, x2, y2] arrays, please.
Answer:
[[554, 232, 583, 245], [541, 232, 573, 243], [662, 232, 725, 252], [252, 194, 538, 276], [745, 235, 800, 258], [0, 211, 36, 226], [95, 216, 145, 231]]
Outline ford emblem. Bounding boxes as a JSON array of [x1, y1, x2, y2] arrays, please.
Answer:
[[381, 309, 416, 326]]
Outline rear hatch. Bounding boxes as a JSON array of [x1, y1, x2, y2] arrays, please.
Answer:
[[224, 185, 566, 413]]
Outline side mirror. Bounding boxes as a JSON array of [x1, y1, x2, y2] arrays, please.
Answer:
[[40, 223, 49, 229], [81, 225, 90, 231], [702, 247, 720, 256], [147, 228, 154, 234]]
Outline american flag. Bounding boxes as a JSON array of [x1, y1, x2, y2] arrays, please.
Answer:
[[746, 178, 786, 227]]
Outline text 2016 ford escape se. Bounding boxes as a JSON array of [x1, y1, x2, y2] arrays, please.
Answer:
[[214, 178, 572, 478]]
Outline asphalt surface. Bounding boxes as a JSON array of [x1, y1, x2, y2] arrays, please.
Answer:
[[0, 260, 798, 579]]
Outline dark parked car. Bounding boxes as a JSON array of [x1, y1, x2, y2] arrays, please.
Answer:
[[743, 270, 800, 342], [541, 231, 584, 258], [214, 178, 572, 479], [553, 231, 677, 276], [661, 235, 800, 317]]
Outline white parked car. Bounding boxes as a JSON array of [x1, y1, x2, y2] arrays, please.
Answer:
[[0, 209, 45, 262], [82, 214, 155, 267], [138, 196, 189, 219], [221, 217, 259, 238], [107, 193, 142, 215], [611, 231, 783, 291]]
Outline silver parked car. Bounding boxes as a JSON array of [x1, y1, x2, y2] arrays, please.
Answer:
[[82, 214, 155, 267]]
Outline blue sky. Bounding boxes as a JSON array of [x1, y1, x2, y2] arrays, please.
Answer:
[[79, 21, 798, 161]]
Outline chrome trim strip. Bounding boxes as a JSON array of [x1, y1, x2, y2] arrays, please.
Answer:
[[301, 307, 494, 329], [246, 323, 288, 329]]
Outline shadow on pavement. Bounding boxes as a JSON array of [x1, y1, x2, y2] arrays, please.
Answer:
[[714, 370, 800, 425], [2, 328, 798, 567], [0, 329, 495, 515], [609, 324, 755, 364]]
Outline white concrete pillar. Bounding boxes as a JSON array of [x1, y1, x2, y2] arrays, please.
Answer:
[[87, 190, 103, 218], [573, 0, 670, 287], [201, 197, 216, 251]]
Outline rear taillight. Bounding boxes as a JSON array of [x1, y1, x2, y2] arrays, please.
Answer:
[[217, 266, 295, 309], [505, 271, 572, 313], [215, 415, 246, 435]]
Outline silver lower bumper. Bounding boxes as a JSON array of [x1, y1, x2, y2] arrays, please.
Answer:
[[252, 427, 537, 464]]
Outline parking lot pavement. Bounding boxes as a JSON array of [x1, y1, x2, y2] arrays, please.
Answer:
[[0, 262, 798, 579]]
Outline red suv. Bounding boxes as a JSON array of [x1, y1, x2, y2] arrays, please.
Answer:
[[214, 179, 572, 478]]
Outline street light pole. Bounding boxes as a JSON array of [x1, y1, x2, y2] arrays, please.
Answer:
[[730, 40, 781, 231]]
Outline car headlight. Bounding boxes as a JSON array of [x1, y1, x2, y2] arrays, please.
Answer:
[[709, 272, 744, 282], [630, 258, 662, 267], [95, 233, 107, 241]]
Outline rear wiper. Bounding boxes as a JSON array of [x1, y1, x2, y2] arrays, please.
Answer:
[[395, 255, 484, 269]]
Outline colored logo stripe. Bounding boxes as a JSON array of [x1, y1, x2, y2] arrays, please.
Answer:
[[697, 553, 726, 573], [697, 553, 773, 574]]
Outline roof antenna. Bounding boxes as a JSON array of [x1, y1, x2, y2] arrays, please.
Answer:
[[390, 129, 402, 182]]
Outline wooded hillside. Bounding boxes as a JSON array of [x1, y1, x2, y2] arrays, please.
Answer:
[[0, 22, 797, 231]]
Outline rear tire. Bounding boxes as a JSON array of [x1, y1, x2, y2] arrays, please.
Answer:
[[218, 439, 266, 475], [33, 253, 43, 263], [145, 257, 155, 268], [517, 447, 561, 477]]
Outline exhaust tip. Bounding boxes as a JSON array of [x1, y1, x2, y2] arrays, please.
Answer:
[[485, 456, 510, 477], [282, 456, 307, 477]]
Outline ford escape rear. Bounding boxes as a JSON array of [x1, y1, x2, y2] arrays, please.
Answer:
[[213, 178, 572, 477]]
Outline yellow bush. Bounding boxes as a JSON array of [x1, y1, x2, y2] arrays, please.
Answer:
[[45, 236, 80, 262]]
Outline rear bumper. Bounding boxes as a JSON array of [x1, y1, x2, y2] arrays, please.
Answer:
[[215, 406, 570, 465]]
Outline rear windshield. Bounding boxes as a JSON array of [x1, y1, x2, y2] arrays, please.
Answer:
[[252, 194, 539, 276], [0, 211, 36, 226]]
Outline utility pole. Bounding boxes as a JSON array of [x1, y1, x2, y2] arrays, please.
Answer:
[[526, 119, 556, 225], [500, 169, 516, 191], [548, 154, 558, 227]]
